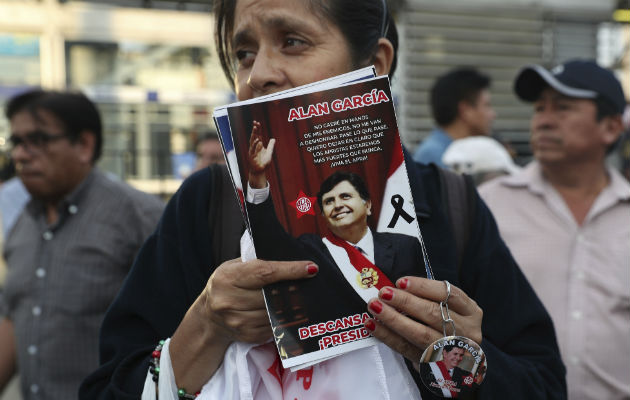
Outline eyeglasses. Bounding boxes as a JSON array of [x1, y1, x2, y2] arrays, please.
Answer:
[[9, 131, 69, 151]]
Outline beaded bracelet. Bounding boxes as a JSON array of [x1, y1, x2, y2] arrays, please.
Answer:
[[149, 340, 199, 399]]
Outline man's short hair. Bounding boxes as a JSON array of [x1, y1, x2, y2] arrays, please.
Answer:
[[316, 171, 370, 211], [6, 89, 103, 162], [430, 68, 491, 127], [443, 344, 456, 353]]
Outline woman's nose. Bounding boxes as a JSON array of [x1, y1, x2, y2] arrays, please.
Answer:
[[246, 47, 286, 95]]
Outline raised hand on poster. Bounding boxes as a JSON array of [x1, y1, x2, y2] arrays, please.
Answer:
[[248, 120, 276, 188]]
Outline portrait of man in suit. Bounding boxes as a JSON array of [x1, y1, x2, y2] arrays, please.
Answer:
[[245, 121, 425, 358], [420, 344, 478, 398]]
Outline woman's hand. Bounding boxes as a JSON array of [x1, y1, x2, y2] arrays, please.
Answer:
[[200, 257, 317, 343], [365, 277, 483, 367], [170, 257, 318, 392]]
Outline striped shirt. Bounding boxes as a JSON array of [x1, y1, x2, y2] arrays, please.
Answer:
[[2, 169, 164, 400]]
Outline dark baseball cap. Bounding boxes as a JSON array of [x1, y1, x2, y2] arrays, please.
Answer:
[[514, 59, 626, 114]]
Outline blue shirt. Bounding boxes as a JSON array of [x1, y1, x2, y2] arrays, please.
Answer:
[[0, 177, 30, 236], [412, 128, 452, 166]]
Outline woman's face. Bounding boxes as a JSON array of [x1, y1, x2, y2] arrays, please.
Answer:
[[232, 0, 355, 101]]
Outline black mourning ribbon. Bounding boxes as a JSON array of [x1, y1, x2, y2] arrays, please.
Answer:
[[387, 194, 415, 228]]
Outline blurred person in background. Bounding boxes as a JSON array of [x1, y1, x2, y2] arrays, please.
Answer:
[[413, 67, 496, 166], [479, 59, 629, 399], [0, 176, 29, 238], [0, 152, 29, 312], [194, 131, 225, 172], [0, 89, 164, 400], [442, 135, 521, 186], [0, 154, 28, 308]]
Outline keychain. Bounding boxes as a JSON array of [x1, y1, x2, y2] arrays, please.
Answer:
[[417, 280, 487, 398]]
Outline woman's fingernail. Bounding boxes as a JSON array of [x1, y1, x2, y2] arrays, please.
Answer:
[[306, 264, 318, 275], [369, 300, 383, 314], [365, 319, 376, 331], [397, 278, 409, 289], [380, 287, 393, 301]]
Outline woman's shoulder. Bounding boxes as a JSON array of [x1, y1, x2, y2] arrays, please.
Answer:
[[178, 167, 214, 200], [155, 167, 214, 238]]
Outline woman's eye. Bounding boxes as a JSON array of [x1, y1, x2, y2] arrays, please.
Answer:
[[284, 37, 308, 50], [235, 49, 255, 66]]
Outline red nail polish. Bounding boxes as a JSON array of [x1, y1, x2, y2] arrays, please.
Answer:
[[307, 264, 318, 275], [380, 287, 393, 301], [369, 300, 383, 314], [398, 278, 408, 289], [365, 319, 376, 331]]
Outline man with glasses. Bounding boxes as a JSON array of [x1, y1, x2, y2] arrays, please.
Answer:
[[0, 89, 164, 399]]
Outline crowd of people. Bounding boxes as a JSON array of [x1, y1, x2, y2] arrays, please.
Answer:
[[0, 1, 627, 399]]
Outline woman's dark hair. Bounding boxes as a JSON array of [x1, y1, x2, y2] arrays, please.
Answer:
[[316, 170, 371, 211], [6, 89, 103, 162], [213, 0, 399, 87]]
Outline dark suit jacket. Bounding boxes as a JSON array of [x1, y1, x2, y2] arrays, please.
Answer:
[[247, 196, 425, 355], [420, 363, 477, 399]]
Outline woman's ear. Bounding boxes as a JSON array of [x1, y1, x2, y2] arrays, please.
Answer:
[[372, 38, 394, 77]]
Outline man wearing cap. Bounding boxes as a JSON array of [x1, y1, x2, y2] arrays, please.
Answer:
[[479, 59, 629, 399]]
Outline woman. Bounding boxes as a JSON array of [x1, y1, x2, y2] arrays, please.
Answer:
[[80, 0, 565, 399]]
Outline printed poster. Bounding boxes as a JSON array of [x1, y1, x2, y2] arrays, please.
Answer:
[[220, 75, 425, 369]]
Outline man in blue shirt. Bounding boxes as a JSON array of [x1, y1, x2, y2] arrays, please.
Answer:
[[413, 68, 496, 166], [0, 177, 29, 236]]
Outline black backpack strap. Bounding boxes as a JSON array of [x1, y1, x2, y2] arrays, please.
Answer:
[[207, 164, 245, 266], [436, 166, 477, 281]]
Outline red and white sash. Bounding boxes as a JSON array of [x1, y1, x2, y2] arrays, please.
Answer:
[[428, 361, 458, 398], [323, 232, 394, 303]]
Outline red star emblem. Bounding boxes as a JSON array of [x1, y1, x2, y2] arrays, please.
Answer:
[[289, 190, 317, 218]]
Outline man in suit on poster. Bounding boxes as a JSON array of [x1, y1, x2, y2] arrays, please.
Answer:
[[245, 121, 425, 357], [420, 345, 476, 398]]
